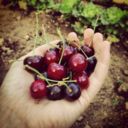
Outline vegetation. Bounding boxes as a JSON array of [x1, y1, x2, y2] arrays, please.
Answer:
[[2, 0, 128, 43]]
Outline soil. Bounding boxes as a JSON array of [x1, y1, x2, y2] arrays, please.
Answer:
[[0, 3, 128, 128]]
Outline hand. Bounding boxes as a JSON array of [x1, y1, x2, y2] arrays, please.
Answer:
[[0, 28, 110, 128]]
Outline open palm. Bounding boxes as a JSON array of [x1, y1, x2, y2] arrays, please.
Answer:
[[0, 28, 110, 128]]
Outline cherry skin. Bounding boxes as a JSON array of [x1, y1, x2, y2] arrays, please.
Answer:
[[47, 62, 66, 80], [61, 45, 75, 61], [65, 83, 81, 100], [73, 71, 89, 89], [81, 45, 94, 57], [86, 56, 97, 76], [24, 55, 44, 71], [30, 80, 46, 99], [44, 49, 59, 65], [47, 85, 65, 100], [68, 53, 88, 73]]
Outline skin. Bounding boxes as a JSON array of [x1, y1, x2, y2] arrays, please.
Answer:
[[0, 28, 110, 128]]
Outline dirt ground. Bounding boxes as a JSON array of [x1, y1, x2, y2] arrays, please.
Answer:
[[0, 4, 128, 128]]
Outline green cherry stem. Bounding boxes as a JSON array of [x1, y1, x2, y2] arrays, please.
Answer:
[[37, 75, 50, 84], [42, 25, 60, 49], [63, 80, 77, 83], [33, 12, 39, 55], [25, 65, 58, 83], [74, 42, 89, 59], [93, 15, 100, 33], [63, 83, 72, 92], [57, 28, 65, 64], [25, 65, 76, 91]]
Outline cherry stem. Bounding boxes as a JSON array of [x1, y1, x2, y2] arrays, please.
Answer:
[[37, 75, 50, 84], [25, 65, 76, 91], [25, 65, 76, 84], [63, 80, 76, 83], [63, 77, 70, 80], [25, 65, 57, 83], [33, 12, 39, 55], [93, 15, 100, 33], [63, 83, 72, 92], [69, 72, 72, 79], [57, 28, 65, 64], [86, 54, 96, 60], [42, 25, 60, 49], [74, 42, 89, 59], [47, 83, 58, 87]]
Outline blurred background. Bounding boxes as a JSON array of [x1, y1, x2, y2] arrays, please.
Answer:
[[0, 0, 128, 128]]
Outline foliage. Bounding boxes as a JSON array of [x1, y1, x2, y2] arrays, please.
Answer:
[[101, 7, 127, 25], [81, 3, 103, 19], [3, 0, 128, 43], [58, 0, 80, 14]]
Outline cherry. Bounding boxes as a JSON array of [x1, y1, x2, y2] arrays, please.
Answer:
[[30, 80, 46, 99], [65, 83, 81, 100], [47, 62, 66, 80], [73, 71, 89, 89], [62, 45, 75, 61], [81, 45, 94, 57], [44, 49, 59, 65], [24, 55, 44, 72], [47, 85, 65, 100], [86, 56, 97, 75], [68, 53, 88, 73]]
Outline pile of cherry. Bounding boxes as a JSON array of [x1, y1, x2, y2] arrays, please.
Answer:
[[24, 41, 97, 101]]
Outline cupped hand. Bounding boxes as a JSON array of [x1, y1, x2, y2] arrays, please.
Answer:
[[0, 28, 110, 128]]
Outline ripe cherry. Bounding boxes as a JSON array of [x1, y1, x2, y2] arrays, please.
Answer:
[[47, 85, 65, 100], [81, 45, 94, 57], [44, 49, 59, 65], [65, 83, 81, 100], [86, 56, 97, 75], [61, 45, 75, 61], [24, 55, 44, 71], [68, 53, 88, 73], [73, 71, 89, 89], [30, 80, 46, 99], [47, 62, 66, 80]]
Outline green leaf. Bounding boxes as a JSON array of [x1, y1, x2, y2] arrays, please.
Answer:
[[102, 7, 126, 25], [72, 22, 85, 34], [59, 0, 80, 14], [81, 3, 103, 19], [27, 0, 37, 6], [107, 35, 119, 43]]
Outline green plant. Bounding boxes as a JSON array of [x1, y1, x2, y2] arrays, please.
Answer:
[[4, 0, 128, 43], [101, 7, 127, 25], [81, 3, 103, 19], [58, 0, 80, 14]]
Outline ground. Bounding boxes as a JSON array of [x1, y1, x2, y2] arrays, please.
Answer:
[[0, 4, 128, 128]]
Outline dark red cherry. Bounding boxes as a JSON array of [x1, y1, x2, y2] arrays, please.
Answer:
[[44, 49, 59, 65], [24, 55, 44, 72], [61, 45, 75, 61], [81, 45, 94, 57], [68, 53, 88, 73], [73, 71, 89, 89], [86, 56, 97, 75], [65, 83, 81, 100], [47, 85, 65, 100], [47, 62, 66, 80], [30, 80, 46, 99]]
